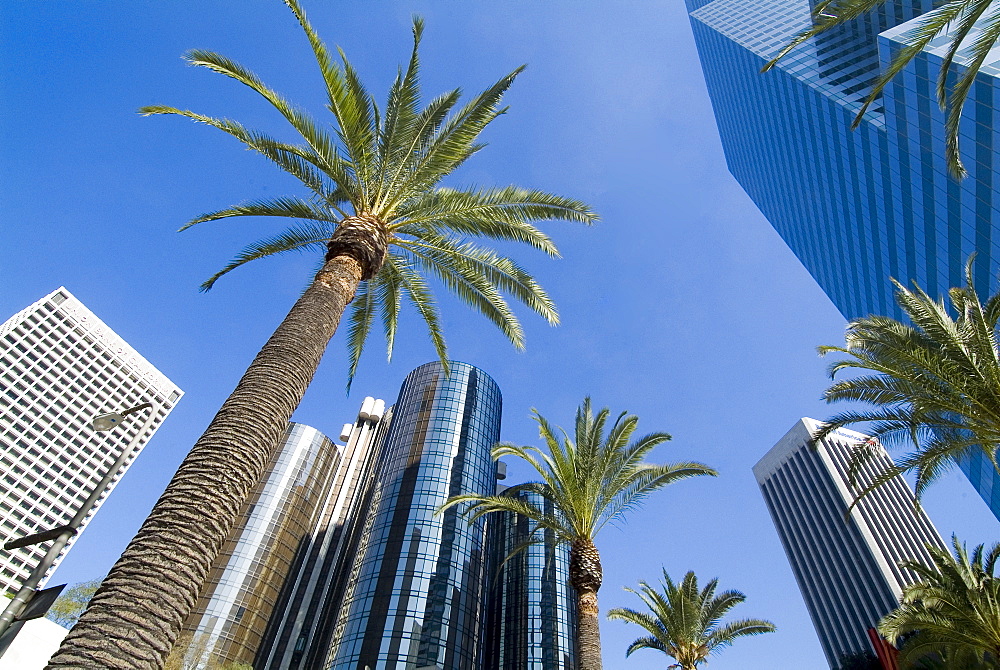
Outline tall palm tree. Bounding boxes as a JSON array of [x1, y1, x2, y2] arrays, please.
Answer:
[[47, 3, 595, 668], [880, 536, 1000, 668], [607, 569, 776, 669], [762, 0, 997, 178], [440, 399, 716, 670], [812, 256, 1000, 507]]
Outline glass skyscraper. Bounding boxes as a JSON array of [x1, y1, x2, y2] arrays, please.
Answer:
[[754, 419, 946, 667], [257, 399, 390, 670], [180, 423, 343, 668], [687, 0, 1000, 518], [482, 489, 576, 670], [328, 361, 502, 670]]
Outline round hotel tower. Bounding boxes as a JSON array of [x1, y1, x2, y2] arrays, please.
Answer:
[[482, 489, 577, 670], [180, 423, 340, 667], [328, 361, 501, 670]]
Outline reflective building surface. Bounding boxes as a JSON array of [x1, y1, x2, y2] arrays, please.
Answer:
[[256, 400, 389, 670], [686, 0, 1000, 519], [181, 362, 575, 669], [753, 419, 947, 666], [181, 423, 341, 668], [328, 361, 502, 670], [482, 489, 576, 670]]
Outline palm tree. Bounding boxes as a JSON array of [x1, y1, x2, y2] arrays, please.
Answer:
[[607, 569, 775, 669], [47, 3, 595, 668], [812, 256, 1000, 508], [880, 536, 1000, 668], [762, 0, 998, 179], [440, 399, 716, 670]]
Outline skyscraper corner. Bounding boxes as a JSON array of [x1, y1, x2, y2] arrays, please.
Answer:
[[0, 287, 182, 596]]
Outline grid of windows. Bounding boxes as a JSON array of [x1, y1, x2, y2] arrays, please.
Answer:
[[327, 361, 502, 670], [753, 419, 947, 667], [688, 0, 1000, 520], [482, 489, 576, 670], [0, 288, 181, 595], [181, 423, 342, 668]]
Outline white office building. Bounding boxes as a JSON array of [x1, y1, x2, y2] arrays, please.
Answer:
[[753, 418, 946, 668], [0, 288, 182, 596]]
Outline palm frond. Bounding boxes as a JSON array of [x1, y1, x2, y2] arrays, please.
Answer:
[[180, 196, 342, 231], [609, 570, 774, 666], [444, 400, 713, 566], [199, 222, 334, 291]]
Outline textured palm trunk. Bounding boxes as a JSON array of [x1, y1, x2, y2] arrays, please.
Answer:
[[570, 538, 603, 670], [46, 217, 385, 670]]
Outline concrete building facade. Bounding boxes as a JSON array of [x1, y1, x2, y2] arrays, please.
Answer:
[[0, 288, 181, 596], [753, 418, 947, 666]]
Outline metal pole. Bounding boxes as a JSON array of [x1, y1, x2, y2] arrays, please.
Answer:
[[0, 401, 158, 644]]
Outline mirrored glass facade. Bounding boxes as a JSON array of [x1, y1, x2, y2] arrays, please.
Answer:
[[687, 0, 1000, 519], [327, 361, 502, 670], [256, 402, 390, 670], [482, 489, 576, 670], [181, 423, 341, 668]]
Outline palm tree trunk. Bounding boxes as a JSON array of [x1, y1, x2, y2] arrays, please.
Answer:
[[576, 589, 602, 670], [46, 253, 364, 670], [570, 538, 603, 670]]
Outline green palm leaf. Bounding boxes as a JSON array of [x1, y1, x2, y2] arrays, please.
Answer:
[[608, 569, 775, 668], [815, 255, 1000, 508], [142, 5, 596, 389], [880, 536, 1000, 666]]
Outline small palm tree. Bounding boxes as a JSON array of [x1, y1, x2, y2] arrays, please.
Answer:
[[441, 398, 716, 670], [812, 256, 1000, 507], [48, 2, 594, 668], [763, 0, 997, 178], [607, 569, 775, 669], [880, 536, 1000, 668]]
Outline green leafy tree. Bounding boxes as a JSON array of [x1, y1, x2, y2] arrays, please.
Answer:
[[47, 2, 595, 668], [880, 536, 1000, 668], [607, 569, 775, 669], [441, 398, 716, 670], [46, 578, 101, 628], [763, 0, 997, 178], [812, 256, 1000, 508]]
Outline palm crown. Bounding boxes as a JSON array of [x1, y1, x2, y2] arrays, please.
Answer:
[[443, 398, 716, 552], [813, 256, 1000, 505], [607, 569, 776, 669], [763, 0, 999, 178], [881, 536, 1000, 667], [142, 0, 595, 387]]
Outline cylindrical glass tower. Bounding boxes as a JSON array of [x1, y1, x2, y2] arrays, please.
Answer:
[[180, 423, 340, 668], [328, 361, 502, 670], [482, 489, 577, 670]]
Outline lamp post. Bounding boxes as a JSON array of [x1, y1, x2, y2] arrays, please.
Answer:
[[0, 401, 158, 651]]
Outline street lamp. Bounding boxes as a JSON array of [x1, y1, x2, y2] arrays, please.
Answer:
[[0, 401, 158, 654]]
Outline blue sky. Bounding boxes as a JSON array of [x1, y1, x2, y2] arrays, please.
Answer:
[[3, 1, 999, 668]]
